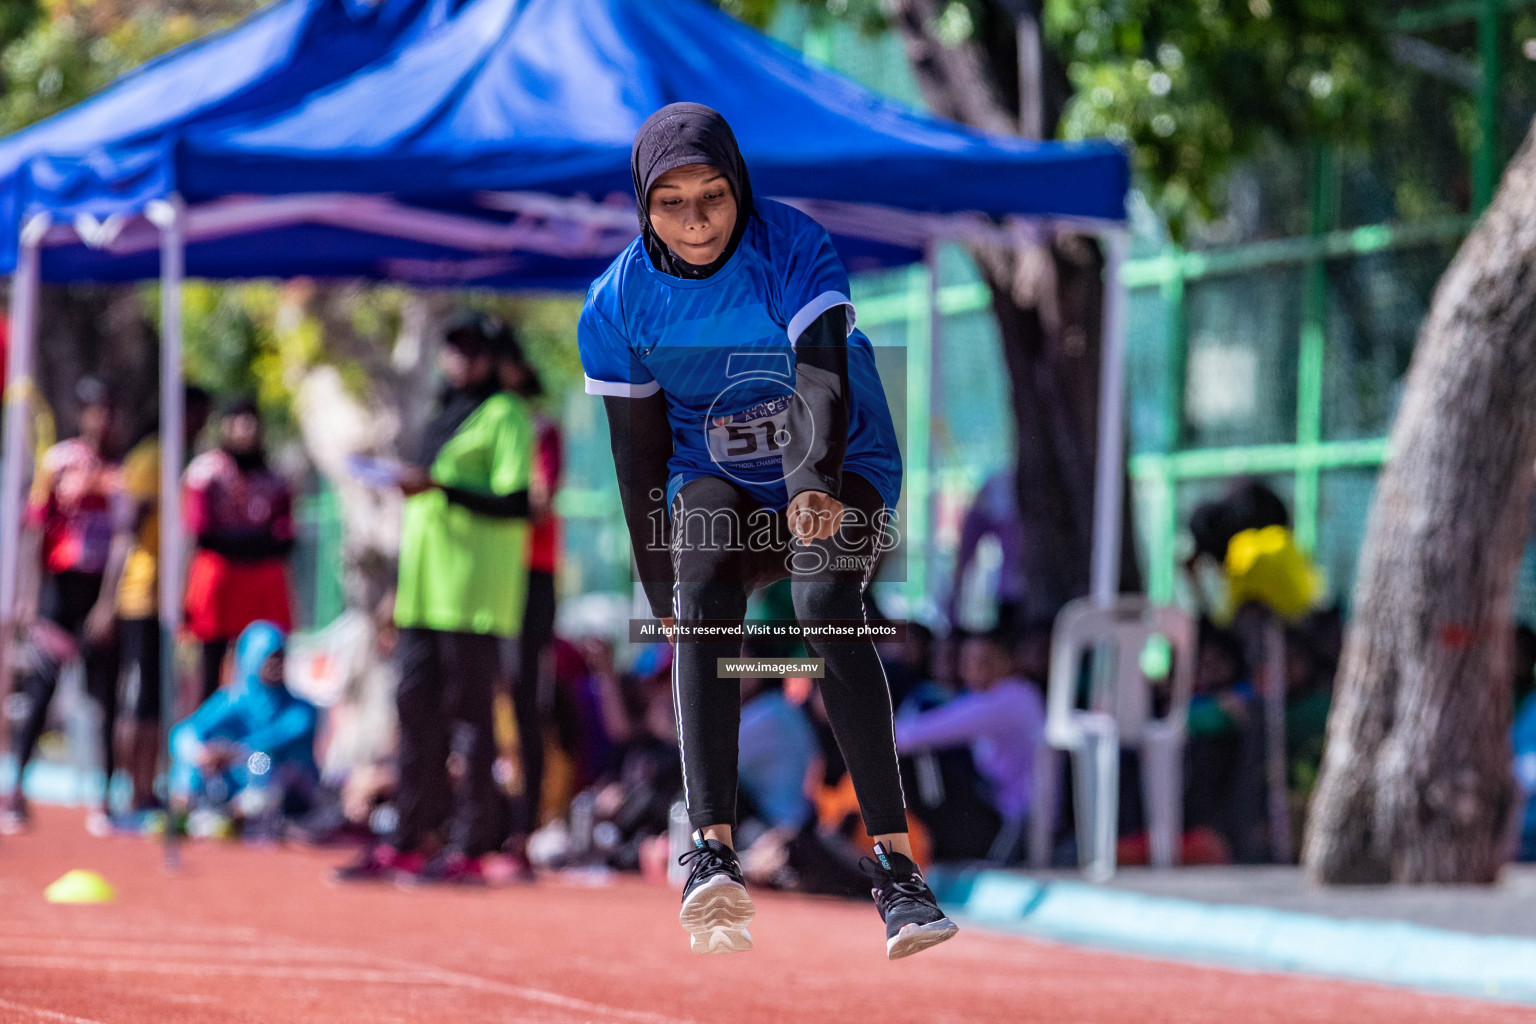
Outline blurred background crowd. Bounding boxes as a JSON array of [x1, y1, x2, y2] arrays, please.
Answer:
[[6, 0, 1536, 895], [7, 336, 1534, 887]]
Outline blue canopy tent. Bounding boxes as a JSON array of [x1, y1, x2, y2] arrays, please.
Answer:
[[0, 0, 1133, 699], [0, 0, 472, 271], [0, 0, 463, 650], [11, 0, 1127, 287]]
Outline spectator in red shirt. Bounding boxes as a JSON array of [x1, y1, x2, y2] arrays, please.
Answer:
[[3, 378, 121, 834], [181, 398, 294, 704], [496, 327, 562, 873]]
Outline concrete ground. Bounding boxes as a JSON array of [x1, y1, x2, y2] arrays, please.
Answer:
[[1040, 864, 1536, 939]]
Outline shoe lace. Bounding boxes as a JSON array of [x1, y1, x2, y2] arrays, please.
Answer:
[[678, 843, 739, 888], [859, 856, 932, 915]]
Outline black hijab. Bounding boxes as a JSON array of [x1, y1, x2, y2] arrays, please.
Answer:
[[412, 321, 500, 467], [631, 103, 754, 280]]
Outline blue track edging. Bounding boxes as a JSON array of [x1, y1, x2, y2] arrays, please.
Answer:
[[926, 867, 1536, 1005]]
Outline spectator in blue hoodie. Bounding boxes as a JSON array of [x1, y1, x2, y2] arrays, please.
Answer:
[[171, 620, 318, 829]]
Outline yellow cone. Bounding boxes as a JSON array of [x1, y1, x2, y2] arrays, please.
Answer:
[[45, 869, 116, 904]]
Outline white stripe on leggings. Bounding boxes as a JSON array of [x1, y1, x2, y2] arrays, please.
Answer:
[[670, 493, 691, 816], [860, 508, 907, 816]]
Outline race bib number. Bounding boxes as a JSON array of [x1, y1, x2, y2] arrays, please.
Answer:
[[706, 394, 792, 469]]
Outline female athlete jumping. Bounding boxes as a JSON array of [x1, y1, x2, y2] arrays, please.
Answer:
[[578, 103, 957, 959]]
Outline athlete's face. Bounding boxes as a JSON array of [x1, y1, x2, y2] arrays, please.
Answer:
[[647, 163, 737, 266]]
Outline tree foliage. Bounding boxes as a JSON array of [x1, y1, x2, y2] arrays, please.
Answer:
[[1046, 0, 1389, 227], [0, 0, 258, 133], [0, 0, 582, 446], [729, 0, 1396, 234]]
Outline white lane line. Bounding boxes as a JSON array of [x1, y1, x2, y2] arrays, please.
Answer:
[[0, 957, 448, 985], [0, 923, 261, 941], [0, 996, 110, 1024], [4, 916, 694, 1024], [0, 954, 694, 1024], [0, 937, 381, 963], [396, 961, 694, 1024]]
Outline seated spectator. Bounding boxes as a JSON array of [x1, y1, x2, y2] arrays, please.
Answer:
[[738, 671, 818, 834], [1186, 480, 1320, 625], [894, 628, 1045, 858], [879, 621, 935, 710], [580, 641, 681, 870], [1510, 625, 1536, 861], [889, 625, 1007, 862], [170, 620, 318, 837], [1284, 619, 1333, 795], [547, 637, 616, 809], [1514, 624, 1536, 710], [1183, 623, 1257, 861]]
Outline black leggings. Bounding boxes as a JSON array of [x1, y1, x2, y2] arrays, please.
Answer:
[[119, 617, 163, 723], [508, 568, 555, 835], [669, 471, 907, 836], [11, 572, 119, 807], [393, 627, 502, 856]]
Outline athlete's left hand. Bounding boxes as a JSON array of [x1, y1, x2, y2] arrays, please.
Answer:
[[787, 490, 845, 546]]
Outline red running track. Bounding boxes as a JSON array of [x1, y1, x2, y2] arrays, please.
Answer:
[[0, 807, 1530, 1024]]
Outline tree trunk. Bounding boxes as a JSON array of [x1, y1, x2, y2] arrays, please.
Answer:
[[280, 283, 447, 616], [33, 286, 160, 443], [1301, 127, 1536, 885], [888, 0, 1140, 618], [278, 285, 448, 779]]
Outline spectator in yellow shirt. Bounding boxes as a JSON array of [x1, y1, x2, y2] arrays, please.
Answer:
[[88, 385, 212, 818]]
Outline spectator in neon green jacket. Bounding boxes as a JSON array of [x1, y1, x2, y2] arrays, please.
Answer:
[[338, 313, 534, 884]]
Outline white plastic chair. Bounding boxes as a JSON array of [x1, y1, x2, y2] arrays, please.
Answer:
[[1029, 597, 1195, 880]]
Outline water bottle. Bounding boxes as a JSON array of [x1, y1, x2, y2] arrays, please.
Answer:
[[667, 800, 692, 889]]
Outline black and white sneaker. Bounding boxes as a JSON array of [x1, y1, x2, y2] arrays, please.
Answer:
[[861, 843, 959, 960], [677, 835, 755, 954]]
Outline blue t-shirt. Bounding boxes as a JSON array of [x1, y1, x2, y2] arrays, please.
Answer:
[[578, 199, 902, 513]]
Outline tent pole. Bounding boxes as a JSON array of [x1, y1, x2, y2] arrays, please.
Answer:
[[0, 214, 48, 721], [149, 196, 185, 865], [1089, 229, 1128, 608]]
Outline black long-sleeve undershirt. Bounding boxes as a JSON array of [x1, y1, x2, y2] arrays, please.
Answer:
[[602, 390, 677, 620], [784, 307, 850, 502], [440, 486, 531, 519]]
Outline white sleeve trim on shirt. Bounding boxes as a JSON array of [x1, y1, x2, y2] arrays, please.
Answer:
[[786, 291, 856, 349], [584, 375, 660, 398]]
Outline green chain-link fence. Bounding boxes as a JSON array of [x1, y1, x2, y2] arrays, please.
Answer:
[[461, 2, 1536, 624]]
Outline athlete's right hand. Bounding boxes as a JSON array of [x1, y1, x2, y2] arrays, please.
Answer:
[[787, 489, 846, 545], [661, 616, 676, 645]]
